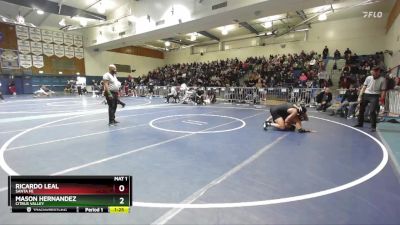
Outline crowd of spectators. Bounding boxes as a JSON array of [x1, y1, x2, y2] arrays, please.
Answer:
[[138, 50, 334, 89], [135, 48, 394, 92], [137, 51, 328, 87], [338, 51, 386, 89], [137, 59, 245, 87]]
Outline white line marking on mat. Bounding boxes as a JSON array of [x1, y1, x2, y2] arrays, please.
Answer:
[[6, 109, 221, 151], [186, 120, 208, 125], [151, 134, 289, 225], [0, 101, 154, 124], [6, 124, 148, 151], [181, 121, 204, 126], [50, 112, 261, 176], [0, 115, 86, 175], [150, 114, 246, 134], [0, 108, 186, 135], [0, 104, 176, 177], [6, 110, 206, 152], [129, 116, 389, 209], [0, 108, 224, 186], [0, 108, 388, 209]]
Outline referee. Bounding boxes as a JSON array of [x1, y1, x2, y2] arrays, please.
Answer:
[[103, 64, 121, 126], [354, 66, 386, 132]]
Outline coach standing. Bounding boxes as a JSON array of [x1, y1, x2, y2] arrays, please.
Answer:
[[354, 66, 386, 132], [103, 64, 121, 126]]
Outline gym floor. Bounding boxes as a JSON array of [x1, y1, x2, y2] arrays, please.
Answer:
[[0, 95, 399, 225]]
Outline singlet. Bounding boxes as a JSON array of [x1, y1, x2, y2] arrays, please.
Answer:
[[270, 104, 291, 120]]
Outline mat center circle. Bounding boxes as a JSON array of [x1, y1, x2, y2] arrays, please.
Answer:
[[149, 114, 246, 134]]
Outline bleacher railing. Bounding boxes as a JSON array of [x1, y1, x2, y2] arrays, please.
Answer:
[[387, 89, 400, 116], [134, 85, 323, 105]]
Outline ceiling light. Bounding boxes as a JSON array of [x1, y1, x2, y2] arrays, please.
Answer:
[[36, 9, 44, 15], [97, 2, 106, 14], [76, 72, 80, 75], [318, 13, 327, 21], [80, 19, 87, 27], [38, 70, 44, 74], [263, 21, 272, 28], [16, 14, 25, 24], [58, 71, 63, 75], [295, 28, 309, 32], [164, 41, 171, 47], [59, 18, 66, 26], [189, 32, 197, 41], [221, 27, 228, 35]]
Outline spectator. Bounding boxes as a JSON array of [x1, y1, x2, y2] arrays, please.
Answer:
[[298, 72, 308, 86], [141, 50, 383, 90], [92, 80, 101, 97], [316, 87, 333, 111], [318, 68, 328, 88], [8, 80, 16, 95], [339, 76, 352, 89], [0, 81, 4, 101], [77, 84, 83, 95], [344, 48, 352, 62], [331, 85, 358, 118], [322, 46, 329, 59], [394, 77, 400, 90], [148, 79, 154, 98], [64, 81, 73, 94], [334, 49, 341, 60], [165, 86, 178, 103]]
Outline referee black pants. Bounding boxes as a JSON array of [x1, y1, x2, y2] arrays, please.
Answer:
[[358, 94, 380, 128], [106, 92, 119, 123]]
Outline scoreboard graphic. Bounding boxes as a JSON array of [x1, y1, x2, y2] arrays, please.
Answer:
[[8, 176, 132, 213]]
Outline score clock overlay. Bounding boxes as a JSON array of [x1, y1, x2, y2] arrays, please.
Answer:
[[8, 176, 132, 213]]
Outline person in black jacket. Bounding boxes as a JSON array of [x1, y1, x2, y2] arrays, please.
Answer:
[[322, 46, 329, 59], [330, 85, 358, 117], [316, 87, 332, 112], [334, 49, 341, 60]]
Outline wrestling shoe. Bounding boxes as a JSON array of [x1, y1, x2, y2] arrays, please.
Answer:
[[263, 121, 271, 131], [289, 125, 296, 131]]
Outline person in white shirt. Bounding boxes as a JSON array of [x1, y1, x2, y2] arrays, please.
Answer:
[[166, 86, 178, 103], [354, 66, 386, 132], [103, 64, 121, 126]]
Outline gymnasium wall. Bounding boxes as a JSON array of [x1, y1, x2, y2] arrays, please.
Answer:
[[0, 22, 85, 76], [84, 50, 165, 77], [164, 16, 387, 64], [385, 5, 400, 70]]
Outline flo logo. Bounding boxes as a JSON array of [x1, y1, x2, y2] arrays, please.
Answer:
[[363, 11, 383, 18]]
